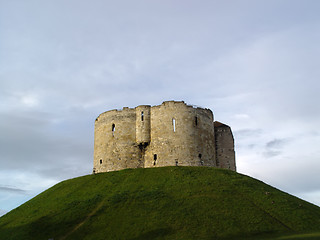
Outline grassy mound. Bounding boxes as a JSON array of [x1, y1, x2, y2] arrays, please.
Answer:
[[1, 167, 320, 240]]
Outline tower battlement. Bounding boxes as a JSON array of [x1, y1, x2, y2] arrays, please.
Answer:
[[93, 101, 236, 173]]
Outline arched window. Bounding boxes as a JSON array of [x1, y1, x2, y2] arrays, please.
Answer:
[[100, 159, 102, 164]]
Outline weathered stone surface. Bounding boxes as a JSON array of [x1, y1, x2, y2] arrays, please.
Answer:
[[214, 121, 236, 171], [93, 101, 236, 173]]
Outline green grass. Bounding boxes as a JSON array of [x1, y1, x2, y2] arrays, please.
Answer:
[[0, 167, 320, 240], [278, 232, 320, 239]]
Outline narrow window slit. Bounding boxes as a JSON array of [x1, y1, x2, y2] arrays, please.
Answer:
[[172, 118, 176, 132], [195, 116, 198, 126], [153, 154, 157, 165], [112, 124, 115, 136], [141, 111, 144, 121], [100, 159, 102, 164]]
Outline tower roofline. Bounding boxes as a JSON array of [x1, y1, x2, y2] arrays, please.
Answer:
[[214, 121, 230, 128]]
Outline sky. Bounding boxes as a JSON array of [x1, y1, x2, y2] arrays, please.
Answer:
[[1, 0, 320, 216]]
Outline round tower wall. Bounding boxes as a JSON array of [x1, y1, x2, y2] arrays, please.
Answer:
[[93, 108, 141, 173], [214, 124, 236, 171], [144, 101, 216, 168]]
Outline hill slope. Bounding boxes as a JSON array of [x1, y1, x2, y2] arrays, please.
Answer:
[[1, 167, 320, 240]]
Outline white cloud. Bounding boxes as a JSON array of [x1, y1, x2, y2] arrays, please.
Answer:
[[20, 94, 39, 107], [233, 114, 250, 120]]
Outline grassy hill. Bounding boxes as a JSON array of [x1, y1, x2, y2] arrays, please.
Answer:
[[1, 166, 320, 240]]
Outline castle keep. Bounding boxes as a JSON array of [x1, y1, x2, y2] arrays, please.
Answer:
[[93, 101, 236, 173]]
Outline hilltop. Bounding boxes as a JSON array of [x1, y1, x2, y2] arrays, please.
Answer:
[[1, 167, 320, 240]]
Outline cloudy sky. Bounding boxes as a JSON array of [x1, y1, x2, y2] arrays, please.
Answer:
[[1, 0, 320, 216]]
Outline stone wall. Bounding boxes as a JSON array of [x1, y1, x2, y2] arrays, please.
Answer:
[[93, 101, 236, 173], [93, 108, 141, 173], [214, 122, 236, 171], [144, 101, 216, 168]]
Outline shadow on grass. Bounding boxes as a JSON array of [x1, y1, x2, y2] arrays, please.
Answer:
[[128, 227, 175, 240]]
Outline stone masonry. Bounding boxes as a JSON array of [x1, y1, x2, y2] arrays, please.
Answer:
[[93, 101, 236, 173]]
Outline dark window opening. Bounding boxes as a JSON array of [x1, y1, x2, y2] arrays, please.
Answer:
[[141, 111, 144, 121], [153, 154, 157, 165], [175, 160, 178, 166], [112, 124, 115, 136], [199, 154, 203, 165], [195, 116, 198, 126], [100, 159, 102, 164]]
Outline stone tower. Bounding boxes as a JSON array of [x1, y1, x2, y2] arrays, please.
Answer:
[[93, 101, 236, 173]]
